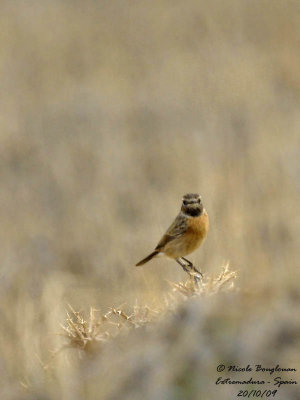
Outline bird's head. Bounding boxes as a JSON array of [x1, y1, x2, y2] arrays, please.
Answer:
[[181, 193, 203, 216]]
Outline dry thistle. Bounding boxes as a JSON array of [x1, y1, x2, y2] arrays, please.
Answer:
[[59, 265, 237, 356], [59, 303, 162, 354], [168, 263, 237, 298], [59, 305, 110, 354]]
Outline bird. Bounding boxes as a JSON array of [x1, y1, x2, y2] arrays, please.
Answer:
[[136, 193, 209, 281]]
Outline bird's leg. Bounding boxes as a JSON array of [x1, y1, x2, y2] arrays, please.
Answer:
[[181, 257, 203, 282], [176, 258, 202, 284], [175, 258, 190, 273], [181, 257, 203, 276]]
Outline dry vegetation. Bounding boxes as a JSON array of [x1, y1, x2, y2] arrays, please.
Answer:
[[58, 264, 236, 355], [0, 1, 300, 399]]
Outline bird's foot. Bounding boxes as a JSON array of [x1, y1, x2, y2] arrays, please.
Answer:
[[181, 257, 203, 281], [176, 258, 203, 286]]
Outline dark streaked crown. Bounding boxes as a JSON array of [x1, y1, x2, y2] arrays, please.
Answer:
[[181, 193, 203, 216], [182, 193, 201, 201]]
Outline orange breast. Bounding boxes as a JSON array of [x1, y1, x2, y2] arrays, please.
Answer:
[[186, 210, 209, 238], [163, 210, 209, 258]]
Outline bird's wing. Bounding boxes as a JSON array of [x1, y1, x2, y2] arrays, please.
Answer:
[[155, 213, 187, 251]]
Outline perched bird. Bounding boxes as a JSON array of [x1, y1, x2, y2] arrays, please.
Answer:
[[136, 193, 209, 280]]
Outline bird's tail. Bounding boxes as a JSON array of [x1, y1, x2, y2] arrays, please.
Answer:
[[135, 250, 159, 266]]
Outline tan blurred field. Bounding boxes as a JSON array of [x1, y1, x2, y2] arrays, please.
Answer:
[[0, 1, 300, 399]]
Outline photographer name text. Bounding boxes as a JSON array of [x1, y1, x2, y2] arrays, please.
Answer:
[[215, 364, 298, 397]]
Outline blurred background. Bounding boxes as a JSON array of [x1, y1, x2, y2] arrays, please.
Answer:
[[0, 0, 299, 399]]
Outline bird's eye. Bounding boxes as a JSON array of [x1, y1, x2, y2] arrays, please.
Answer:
[[183, 200, 188, 206], [197, 198, 201, 203]]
